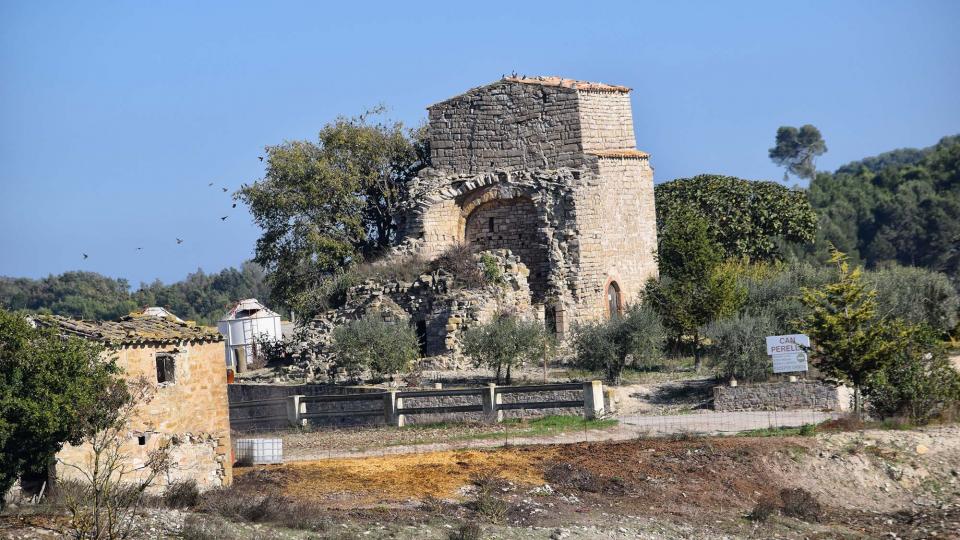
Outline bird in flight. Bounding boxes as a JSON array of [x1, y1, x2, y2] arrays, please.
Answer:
[[208, 182, 214, 187], [221, 216, 228, 221], [232, 203, 237, 208], [222, 187, 228, 192], [82, 253, 88, 259], [136, 247, 143, 251], [176, 238, 183, 244], [258, 156, 264, 161]]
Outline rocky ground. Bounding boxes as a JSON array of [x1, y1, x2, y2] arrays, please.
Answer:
[[4, 424, 958, 539]]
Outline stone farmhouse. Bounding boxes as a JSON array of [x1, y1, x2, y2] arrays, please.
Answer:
[[38, 312, 232, 490], [401, 76, 659, 335]]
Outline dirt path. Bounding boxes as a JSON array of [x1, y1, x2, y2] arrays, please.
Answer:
[[280, 409, 838, 462]]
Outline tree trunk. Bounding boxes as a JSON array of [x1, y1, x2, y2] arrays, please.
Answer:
[[506, 364, 512, 385], [693, 330, 702, 372], [495, 364, 502, 384]]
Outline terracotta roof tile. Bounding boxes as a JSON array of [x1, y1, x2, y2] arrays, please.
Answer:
[[503, 76, 632, 93], [36, 313, 222, 346]]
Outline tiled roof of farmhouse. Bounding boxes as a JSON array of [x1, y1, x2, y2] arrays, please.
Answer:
[[502, 76, 632, 93], [36, 313, 222, 346], [587, 149, 650, 159]]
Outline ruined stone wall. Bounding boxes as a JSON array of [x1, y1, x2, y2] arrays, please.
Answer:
[[428, 82, 584, 173], [464, 197, 550, 300], [577, 91, 636, 152], [568, 156, 658, 321], [55, 341, 232, 490]]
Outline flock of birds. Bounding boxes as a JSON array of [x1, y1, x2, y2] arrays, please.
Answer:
[[80, 155, 265, 261]]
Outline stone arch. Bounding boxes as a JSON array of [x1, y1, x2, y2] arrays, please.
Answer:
[[460, 190, 550, 302]]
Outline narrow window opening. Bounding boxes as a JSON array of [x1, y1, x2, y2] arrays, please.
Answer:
[[137, 435, 146, 446], [156, 354, 175, 384], [488, 217, 495, 232]]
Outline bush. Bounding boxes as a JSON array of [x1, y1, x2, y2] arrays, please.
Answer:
[[473, 486, 508, 523], [863, 324, 960, 422], [869, 265, 959, 336], [738, 261, 833, 334], [430, 243, 487, 288], [200, 489, 330, 531], [779, 488, 822, 522], [163, 479, 200, 509], [748, 497, 777, 522], [704, 312, 776, 382], [332, 317, 420, 380], [461, 314, 550, 383], [572, 304, 666, 383]]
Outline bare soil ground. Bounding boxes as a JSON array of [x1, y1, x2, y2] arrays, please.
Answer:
[[4, 425, 958, 539]]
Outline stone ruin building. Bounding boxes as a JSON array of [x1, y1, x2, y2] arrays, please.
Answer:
[[286, 76, 659, 380]]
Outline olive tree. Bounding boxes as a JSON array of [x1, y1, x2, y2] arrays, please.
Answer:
[[572, 304, 666, 384], [332, 317, 419, 381], [461, 315, 549, 384]]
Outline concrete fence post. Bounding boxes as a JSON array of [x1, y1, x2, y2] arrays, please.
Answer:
[[583, 380, 605, 419], [286, 395, 305, 427], [482, 383, 502, 424], [384, 390, 405, 427]]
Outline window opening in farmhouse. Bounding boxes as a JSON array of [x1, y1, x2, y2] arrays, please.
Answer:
[[156, 354, 175, 384], [488, 217, 495, 232], [606, 281, 623, 318]]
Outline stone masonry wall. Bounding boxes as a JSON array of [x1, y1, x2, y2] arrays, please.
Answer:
[[577, 91, 636, 152], [464, 197, 550, 300], [56, 340, 232, 490], [713, 381, 850, 412], [570, 156, 659, 321], [428, 82, 584, 173]]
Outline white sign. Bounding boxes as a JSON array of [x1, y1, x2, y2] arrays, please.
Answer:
[[766, 334, 810, 373]]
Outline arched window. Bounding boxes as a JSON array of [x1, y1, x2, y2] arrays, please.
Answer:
[[606, 281, 623, 318]]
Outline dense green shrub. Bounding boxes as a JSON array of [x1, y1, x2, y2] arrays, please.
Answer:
[[738, 261, 833, 334], [332, 317, 419, 380], [572, 304, 666, 383], [863, 324, 960, 422], [869, 265, 959, 335], [704, 312, 776, 382]]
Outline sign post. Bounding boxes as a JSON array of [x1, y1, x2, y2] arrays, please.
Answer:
[[765, 334, 810, 374]]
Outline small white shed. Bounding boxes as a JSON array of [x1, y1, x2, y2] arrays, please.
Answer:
[[217, 299, 282, 372]]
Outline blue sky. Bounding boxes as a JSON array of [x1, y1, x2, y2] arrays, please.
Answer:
[[1, 0, 958, 286]]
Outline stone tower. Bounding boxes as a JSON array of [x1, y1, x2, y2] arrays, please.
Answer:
[[402, 76, 658, 336]]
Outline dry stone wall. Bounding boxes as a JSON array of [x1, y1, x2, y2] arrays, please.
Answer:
[[713, 381, 851, 412]]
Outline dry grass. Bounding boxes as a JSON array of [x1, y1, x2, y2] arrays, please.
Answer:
[[236, 447, 556, 504]]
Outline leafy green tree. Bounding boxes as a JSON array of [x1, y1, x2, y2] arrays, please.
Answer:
[[572, 304, 666, 383], [0, 309, 125, 505], [806, 135, 960, 288], [331, 317, 419, 381], [460, 315, 549, 384], [0, 262, 274, 326], [654, 175, 817, 262], [799, 249, 898, 412], [645, 208, 746, 370], [769, 124, 827, 181], [862, 323, 960, 422], [239, 110, 427, 309]]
